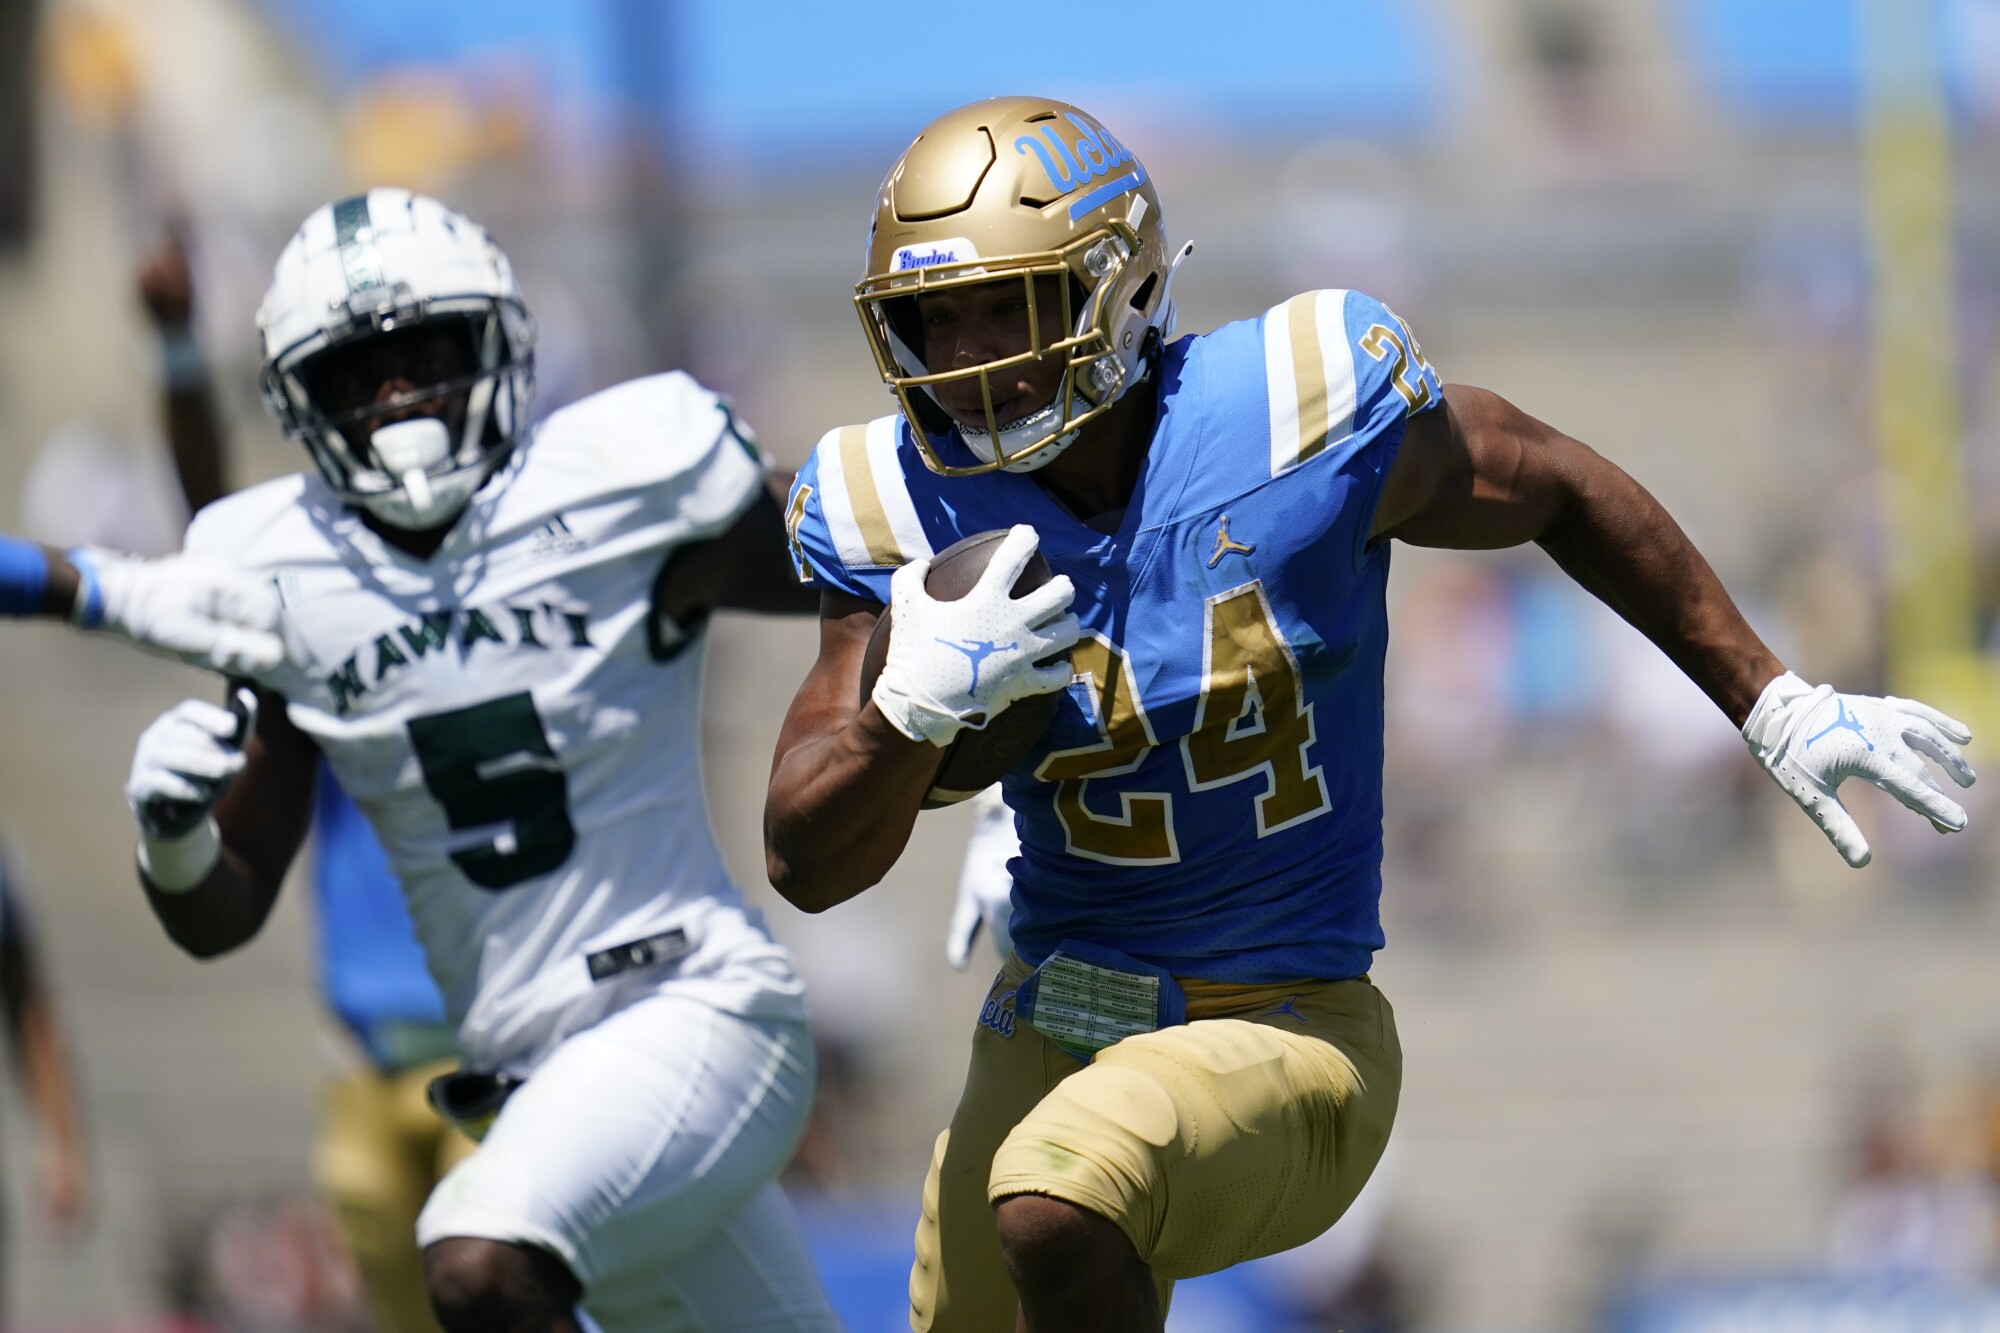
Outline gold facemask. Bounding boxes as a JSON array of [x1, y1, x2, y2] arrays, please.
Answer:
[[856, 96, 1192, 476]]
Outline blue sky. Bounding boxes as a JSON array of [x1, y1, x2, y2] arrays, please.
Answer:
[[259, 0, 1983, 171], [261, 0, 1446, 170]]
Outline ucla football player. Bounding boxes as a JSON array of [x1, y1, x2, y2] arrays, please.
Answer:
[[767, 97, 1977, 1330], [0, 536, 284, 671], [123, 190, 837, 1332]]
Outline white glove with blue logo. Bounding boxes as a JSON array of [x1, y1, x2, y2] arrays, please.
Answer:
[[947, 785, 1020, 969], [1743, 671, 1975, 868], [871, 525, 1080, 747]]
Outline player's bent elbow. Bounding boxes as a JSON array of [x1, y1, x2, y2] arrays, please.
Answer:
[[763, 842, 882, 915], [143, 881, 269, 961], [166, 922, 253, 962]]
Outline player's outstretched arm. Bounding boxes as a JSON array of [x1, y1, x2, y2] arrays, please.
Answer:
[[1373, 385, 1974, 866], [0, 534, 286, 674], [128, 685, 317, 958], [1373, 386, 1784, 723], [137, 226, 229, 515]]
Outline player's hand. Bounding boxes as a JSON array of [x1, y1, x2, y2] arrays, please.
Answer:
[[79, 550, 287, 674], [126, 691, 257, 841], [947, 785, 1020, 969], [1743, 671, 1976, 868], [871, 525, 1079, 747]]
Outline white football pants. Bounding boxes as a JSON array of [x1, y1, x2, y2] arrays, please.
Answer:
[[416, 990, 836, 1331]]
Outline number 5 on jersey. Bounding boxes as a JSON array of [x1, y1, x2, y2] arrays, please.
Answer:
[[407, 692, 577, 890]]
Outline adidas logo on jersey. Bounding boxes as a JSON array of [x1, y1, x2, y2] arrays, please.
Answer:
[[323, 602, 597, 716], [531, 514, 585, 557]]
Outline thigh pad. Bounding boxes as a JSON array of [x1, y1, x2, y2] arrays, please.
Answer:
[[988, 976, 1401, 1280]]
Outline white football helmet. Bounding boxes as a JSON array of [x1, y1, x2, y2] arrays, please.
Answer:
[[258, 189, 536, 531]]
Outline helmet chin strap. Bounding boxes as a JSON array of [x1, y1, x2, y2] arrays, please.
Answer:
[[958, 401, 1065, 470], [368, 418, 458, 528], [1155, 240, 1196, 342]]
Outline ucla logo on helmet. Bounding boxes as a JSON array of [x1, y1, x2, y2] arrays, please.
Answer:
[[1014, 113, 1146, 218], [893, 238, 981, 272]]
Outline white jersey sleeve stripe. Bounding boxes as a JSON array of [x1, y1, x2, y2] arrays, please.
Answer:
[[816, 418, 927, 569], [820, 423, 897, 567], [783, 483, 815, 584], [1264, 289, 1356, 476], [1264, 298, 1303, 477], [867, 415, 934, 565]]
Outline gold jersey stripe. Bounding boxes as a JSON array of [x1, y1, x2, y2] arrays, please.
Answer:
[[837, 424, 902, 566], [783, 483, 815, 584], [1289, 293, 1333, 464]]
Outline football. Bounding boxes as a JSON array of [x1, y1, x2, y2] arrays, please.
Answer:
[[860, 530, 1067, 809]]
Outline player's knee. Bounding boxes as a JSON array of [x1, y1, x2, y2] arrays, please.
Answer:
[[994, 1192, 1141, 1288], [423, 1236, 578, 1332]]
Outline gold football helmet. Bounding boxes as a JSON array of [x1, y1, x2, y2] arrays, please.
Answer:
[[856, 96, 1194, 476]]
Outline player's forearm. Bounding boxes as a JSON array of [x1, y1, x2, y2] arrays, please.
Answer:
[[721, 479, 819, 615], [0, 537, 82, 621], [40, 554, 81, 619], [1536, 445, 1782, 728], [140, 848, 282, 959], [164, 383, 228, 515], [765, 706, 941, 911]]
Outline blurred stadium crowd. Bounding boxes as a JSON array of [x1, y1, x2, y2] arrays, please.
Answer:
[[2, 0, 2000, 1330]]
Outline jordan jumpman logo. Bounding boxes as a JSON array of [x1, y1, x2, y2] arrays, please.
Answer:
[[1806, 699, 1873, 751], [1208, 515, 1256, 568], [1258, 995, 1304, 1023], [938, 638, 1015, 693]]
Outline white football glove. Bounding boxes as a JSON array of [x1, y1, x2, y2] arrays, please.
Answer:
[[1743, 670, 1975, 868], [74, 549, 286, 675], [871, 525, 1080, 747], [126, 689, 257, 890], [947, 785, 1021, 969]]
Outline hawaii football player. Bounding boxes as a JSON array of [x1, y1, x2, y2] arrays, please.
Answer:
[[766, 97, 1978, 1331], [139, 228, 473, 1333], [124, 190, 838, 1333], [0, 535, 284, 673]]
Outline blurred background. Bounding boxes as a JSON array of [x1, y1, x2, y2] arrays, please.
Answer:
[[2, 0, 1999, 1329]]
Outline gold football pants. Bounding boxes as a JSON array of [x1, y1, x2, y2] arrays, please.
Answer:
[[315, 1060, 478, 1333], [910, 962, 1400, 1332]]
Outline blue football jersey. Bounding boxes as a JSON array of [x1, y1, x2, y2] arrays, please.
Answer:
[[788, 290, 1443, 984]]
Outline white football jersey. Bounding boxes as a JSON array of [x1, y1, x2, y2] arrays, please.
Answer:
[[185, 373, 807, 1073]]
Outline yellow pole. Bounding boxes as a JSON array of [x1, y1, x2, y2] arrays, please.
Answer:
[[1858, 0, 1980, 707]]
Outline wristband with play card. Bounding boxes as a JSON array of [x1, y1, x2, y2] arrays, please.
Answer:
[[1015, 939, 1188, 1062]]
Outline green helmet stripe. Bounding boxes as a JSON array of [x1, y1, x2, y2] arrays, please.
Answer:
[[332, 195, 384, 295]]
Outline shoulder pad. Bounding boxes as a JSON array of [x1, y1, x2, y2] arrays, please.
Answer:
[[182, 474, 314, 565], [530, 372, 752, 492], [1257, 289, 1441, 478], [796, 414, 933, 573]]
